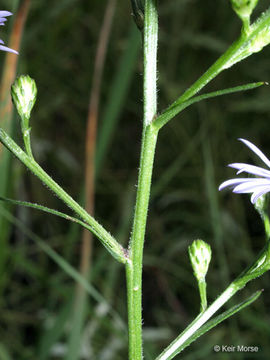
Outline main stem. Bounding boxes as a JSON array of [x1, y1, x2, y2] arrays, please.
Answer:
[[126, 1, 158, 359]]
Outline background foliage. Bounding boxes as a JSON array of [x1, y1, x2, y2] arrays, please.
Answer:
[[0, 0, 270, 359]]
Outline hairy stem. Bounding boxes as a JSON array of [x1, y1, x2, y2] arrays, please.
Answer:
[[156, 241, 270, 360], [126, 1, 158, 359], [0, 128, 126, 264]]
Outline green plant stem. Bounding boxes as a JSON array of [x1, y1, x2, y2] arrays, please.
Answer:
[[154, 82, 264, 129], [0, 128, 126, 264], [156, 241, 270, 360], [156, 284, 238, 360], [126, 124, 158, 360], [22, 125, 33, 158], [198, 279, 207, 312], [155, 7, 270, 129], [156, 43, 245, 129], [126, 1, 158, 359], [262, 213, 270, 240], [176, 40, 246, 102]]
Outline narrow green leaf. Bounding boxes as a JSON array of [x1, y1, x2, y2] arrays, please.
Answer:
[[0, 196, 97, 232], [0, 128, 127, 264], [156, 290, 262, 360], [180, 290, 262, 352], [0, 206, 126, 331], [154, 82, 265, 129]]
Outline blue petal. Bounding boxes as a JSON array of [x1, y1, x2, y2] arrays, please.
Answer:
[[239, 138, 270, 169], [0, 44, 18, 54], [233, 179, 270, 194], [219, 178, 256, 191], [0, 11, 12, 18], [229, 163, 270, 178], [251, 188, 270, 203]]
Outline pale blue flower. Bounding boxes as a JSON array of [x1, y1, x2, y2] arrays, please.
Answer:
[[219, 138, 270, 204], [0, 11, 18, 54]]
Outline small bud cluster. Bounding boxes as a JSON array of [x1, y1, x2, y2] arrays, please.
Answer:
[[188, 239, 212, 281], [11, 75, 37, 157], [11, 75, 37, 122], [230, 0, 259, 28]]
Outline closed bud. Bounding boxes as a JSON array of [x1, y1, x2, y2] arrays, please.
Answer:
[[188, 240, 212, 281], [230, 0, 259, 25], [11, 75, 37, 122]]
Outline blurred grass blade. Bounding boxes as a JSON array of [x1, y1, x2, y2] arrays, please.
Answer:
[[155, 82, 265, 129], [0, 0, 31, 299], [0, 128, 125, 264], [0, 196, 99, 232], [67, 1, 119, 358], [39, 298, 73, 360], [151, 125, 206, 199], [0, 206, 125, 330], [0, 343, 12, 360], [203, 139, 230, 285], [156, 290, 262, 360], [95, 24, 141, 177]]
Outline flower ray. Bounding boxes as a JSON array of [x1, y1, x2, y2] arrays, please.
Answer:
[[239, 138, 270, 168], [0, 10, 18, 54], [219, 139, 270, 203], [229, 163, 270, 178]]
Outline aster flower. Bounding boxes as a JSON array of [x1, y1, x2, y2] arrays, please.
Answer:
[[219, 138, 270, 204], [0, 11, 18, 54]]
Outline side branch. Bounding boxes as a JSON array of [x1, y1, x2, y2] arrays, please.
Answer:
[[0, 128, 127, 264]]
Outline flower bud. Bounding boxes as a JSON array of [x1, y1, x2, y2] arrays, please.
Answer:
[[188, 239, 212, 281], [230, 0, 259, 25], [11, 75, 37, 122]]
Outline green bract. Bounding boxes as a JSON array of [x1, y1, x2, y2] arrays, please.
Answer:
[[254, 193, 267, 215], [11, 75, 37, 121], [188, 240, 212, 281]]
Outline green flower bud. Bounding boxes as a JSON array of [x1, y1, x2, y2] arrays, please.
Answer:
[[11, 75, 37, 122], [230, 0, 259, 26], [188, 240, 212, 281]]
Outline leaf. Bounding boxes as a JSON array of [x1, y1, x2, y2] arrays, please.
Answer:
[[0, 206, 126, 331], [0, 196, 95, 233], [156, 289, 263, 360], [154, 82, 265, 129]]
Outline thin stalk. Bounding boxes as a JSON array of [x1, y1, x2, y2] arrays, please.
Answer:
[[126, 1, 158, 359], [171, 37, 245, 104], [0, 129, 126, 264], [156, 284, 238, 360], [22, 124, 33, 158], [154, 82, 264, 130], [198, 279, 207, 312], [155, 8, 270, 129], [156, 241, 270, 360]]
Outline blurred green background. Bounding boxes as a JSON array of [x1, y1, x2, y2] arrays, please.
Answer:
[[0, 0, 270, 359]]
